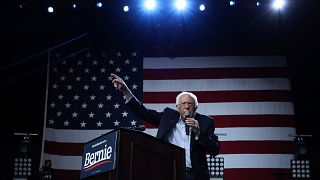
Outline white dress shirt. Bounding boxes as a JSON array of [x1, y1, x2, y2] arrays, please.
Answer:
[[167, 118, 192, 168]]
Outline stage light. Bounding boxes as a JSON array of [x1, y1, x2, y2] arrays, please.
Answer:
[[123, 5, 129, 12], [291, 159, 311, 179], [207, 155, 224, 178], [199, 4, 206, 11], [96, 1, 103, 8], [272, 0, 285, 10], [46, 0, 57, 14], [72, 3, 77, 9], [17, 0, 27, 9], [20, 135, 31, 154], [144, 0, 156, 11], [48, 6, 54, 13], [229, 0, 236, 6], [294, 136, 309, 159], [13, 157, 32, 178], [174, 0, 188, 11], [256, 1, 260, 6]]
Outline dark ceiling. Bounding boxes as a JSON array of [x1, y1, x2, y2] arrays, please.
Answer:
[[1, 0, 319, 150]]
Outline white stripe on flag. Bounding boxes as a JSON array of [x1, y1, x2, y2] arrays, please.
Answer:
[[144, 128, 295, 141], [215, 127, 296, 141], [44, 127, 295, 143], [143, 78, 291, 92], [217, 154, 294, 169], [43, 153, 82, 170], [45, 128, 112, 143], [143, 56, 287, 69], [144, 102, 294, 115]]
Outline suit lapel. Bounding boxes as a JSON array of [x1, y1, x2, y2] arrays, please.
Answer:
[[157, 108, 180, 139]]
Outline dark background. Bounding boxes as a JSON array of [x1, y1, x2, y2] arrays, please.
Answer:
[[1, 0, 319, 179]]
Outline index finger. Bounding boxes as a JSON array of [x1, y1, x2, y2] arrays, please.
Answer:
[[111, 73, 120, 79]]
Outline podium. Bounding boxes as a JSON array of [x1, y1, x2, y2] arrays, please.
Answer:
[[80, 128, 186, 180]]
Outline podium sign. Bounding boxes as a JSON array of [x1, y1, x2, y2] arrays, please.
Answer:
[[80, 128, 185, 180], [80, 130, 118, 179]]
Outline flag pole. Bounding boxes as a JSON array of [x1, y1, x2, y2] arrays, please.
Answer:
[[39, 48, 51, 169]]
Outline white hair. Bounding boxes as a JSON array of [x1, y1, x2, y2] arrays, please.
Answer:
[[176, 91, 199, 108]]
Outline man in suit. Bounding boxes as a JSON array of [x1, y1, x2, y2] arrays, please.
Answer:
[[111, 73, 220, 180]]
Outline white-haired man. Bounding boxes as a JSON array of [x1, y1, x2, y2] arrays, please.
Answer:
[[111, 73, 219, 180]]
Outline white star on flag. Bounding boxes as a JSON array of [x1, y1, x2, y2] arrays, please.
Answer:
[[124, 75, 130, 80], [130, 120, 137, 126], [98, 103, 104, 108], [65, 103, 71, 108], [99, 85, 105, 90], [114, 103, 120, 109], [49, 119, 54, 125], [105, 112, 112, 118], [90, 95, 96, 100], [58, 94, 64, 99], [83, 85, 89, 90], [91, 76, 97, 81], [57, 111, 62, 117], [80, 121, 86, 127], [100, 68, 106, 73], [64, 120, 70, 126], [67, 85, 72, 90], [132, 84, 138, 89], [72, 112, 78, 118], [81, 103, 87, 109], [88, 112, 95, 118], [113, 120, 120, 126], [96, 121, 103, 127], [122, 111, 128, 117]]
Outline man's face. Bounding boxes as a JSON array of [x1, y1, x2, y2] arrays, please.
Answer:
[[177, 94, 196, 117]]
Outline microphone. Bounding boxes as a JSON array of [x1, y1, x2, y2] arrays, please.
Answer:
[[184, 111, 191, 135]]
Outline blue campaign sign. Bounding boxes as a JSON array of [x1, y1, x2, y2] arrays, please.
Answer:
[[80, 130, 118, 179]]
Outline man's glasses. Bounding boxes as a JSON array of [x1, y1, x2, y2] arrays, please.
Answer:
[[179, 102, 195, 107]]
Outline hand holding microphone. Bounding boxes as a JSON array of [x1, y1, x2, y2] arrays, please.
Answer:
[[183, 111, 200, 135], [183, 111, 191, 135]]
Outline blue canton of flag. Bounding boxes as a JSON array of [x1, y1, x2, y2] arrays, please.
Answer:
[[46, 49, 143, 130]]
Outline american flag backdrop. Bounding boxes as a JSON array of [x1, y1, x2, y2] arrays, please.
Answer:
[[41, 48, 296, 180]]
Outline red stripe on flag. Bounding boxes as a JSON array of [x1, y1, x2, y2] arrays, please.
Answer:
[[220, 141, 295, 154], [142, 120, 157, 128], [144, 67, 289, 80], [44, 140, 83, 156], [144, 90, 292, 103], [143, 115, 296, 128], [213, 115, 296, 128], [224, 168, 292, 180]]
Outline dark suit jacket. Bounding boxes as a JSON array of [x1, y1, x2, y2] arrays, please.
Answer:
[[127, 97, 220, 180]]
